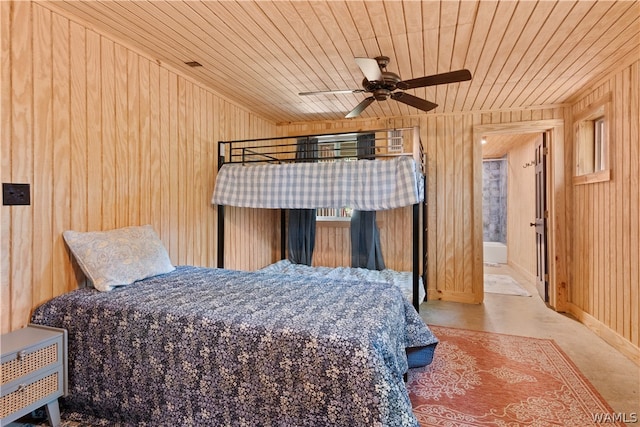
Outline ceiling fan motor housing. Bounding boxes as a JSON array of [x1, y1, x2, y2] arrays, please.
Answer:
[[362, 71, 401, 100]]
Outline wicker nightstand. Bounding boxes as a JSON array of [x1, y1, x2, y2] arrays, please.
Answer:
[[1, 325, 67, 427]]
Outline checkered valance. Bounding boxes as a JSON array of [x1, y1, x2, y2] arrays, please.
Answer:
[[212, 156, 424, 210]]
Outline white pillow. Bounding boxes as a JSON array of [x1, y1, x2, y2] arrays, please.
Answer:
[[63, 225, 175, 291]]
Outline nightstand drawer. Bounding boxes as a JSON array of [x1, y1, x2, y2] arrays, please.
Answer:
[[1, 340, 61, 385], [0, 368, 63, 419], [1, 325, 67, 427]]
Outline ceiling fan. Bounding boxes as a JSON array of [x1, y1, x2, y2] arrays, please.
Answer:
[[299, 56, 472, 118]]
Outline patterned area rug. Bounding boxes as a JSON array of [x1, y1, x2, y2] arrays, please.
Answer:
[[408, 326, 624, 426], [484, 273, 531, 296]]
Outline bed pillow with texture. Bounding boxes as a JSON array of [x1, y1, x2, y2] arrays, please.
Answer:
[[63, 225, 175, 292]]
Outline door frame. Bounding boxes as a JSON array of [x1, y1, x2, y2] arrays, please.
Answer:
[[473, 119, 567, 311]]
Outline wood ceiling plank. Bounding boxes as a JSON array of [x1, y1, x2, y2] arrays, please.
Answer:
[[288, 2, 361, 118], [474, 0, 538, 111], [346, 1, 377, 42], [231, 2, 313, 84], [437, 1, 459, 74], [422, 0, 442, 30], [325, 1, 361, 47], [402, 1, 424, 76], [543, 16, 639, 105], [365, 1, 392, 38], [384, 1, 409, 82], [435, 1, 459, 111], [202, 1, 321, 115], [508, 0, 596, 107], [487, 0, 556, 87], [323, 0, 373, 115], [255, 2, 340, 86], [465, 0, 520, 111], [391, 31, 415, 117], [482, 133, 539, 159], [458, 0, 497, 111], [156, 2, 299, 108], [283, 1, 359, 115], [306, 2, 359, 83], [420, 0, 441, 111], [534, 2, 638, 105], [493, 1, 574, 110], [448, 22, 475, 113], [447, 1, 478, 112]]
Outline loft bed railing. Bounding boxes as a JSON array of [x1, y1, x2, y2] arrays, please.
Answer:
[[218, 127, 425, 167], [213, 127, 427, 311]]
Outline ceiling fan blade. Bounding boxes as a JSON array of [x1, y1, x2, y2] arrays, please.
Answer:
[[397, 69, 472, 90], [299, 89, 364, 96], [354, 57, 383, 81], [345, 96, 375, 118], [391, 92, 438, 112]]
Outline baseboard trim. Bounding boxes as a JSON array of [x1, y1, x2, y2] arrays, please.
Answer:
[[427, 289, 482, 304], [507, 261, 536, 284], [565, 302, 639, 366]]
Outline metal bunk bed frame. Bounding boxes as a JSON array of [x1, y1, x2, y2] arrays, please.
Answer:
[[215, 127, 427, 312]]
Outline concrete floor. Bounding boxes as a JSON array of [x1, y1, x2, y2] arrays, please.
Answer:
[[418, 263, 640, 417]]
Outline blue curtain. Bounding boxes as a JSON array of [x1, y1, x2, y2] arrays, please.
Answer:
[[351, 133, 385, 270], [288, 137, 317, 265]]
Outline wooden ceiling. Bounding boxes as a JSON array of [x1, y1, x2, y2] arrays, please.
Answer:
[[482, 133, 540, 159], [43, 1, 639, 124]]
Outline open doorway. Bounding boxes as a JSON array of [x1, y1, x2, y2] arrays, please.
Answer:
[[481, 133, 539, 272], [474, 119, 567, 310], [481, 133, 541, 298]]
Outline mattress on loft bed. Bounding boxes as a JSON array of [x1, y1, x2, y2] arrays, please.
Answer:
[[212, 156, 424, 210], [259, 259, 426, 305]]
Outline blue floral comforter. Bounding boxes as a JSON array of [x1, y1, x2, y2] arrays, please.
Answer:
[[31, 266, 438, 426]]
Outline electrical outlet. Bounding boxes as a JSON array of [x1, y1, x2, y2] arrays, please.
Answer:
[[3, 183, 31, 206]]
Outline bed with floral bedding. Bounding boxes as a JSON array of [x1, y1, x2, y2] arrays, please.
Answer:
[[31, 265, 439, 427]]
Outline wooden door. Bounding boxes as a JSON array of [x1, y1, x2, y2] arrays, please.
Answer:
[[534, 133, 548, 301]]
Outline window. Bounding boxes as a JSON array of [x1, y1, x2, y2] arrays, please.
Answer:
[[316, 136, 357, 220], [387, 129, 403, 153], [573, 94, 611, 184]]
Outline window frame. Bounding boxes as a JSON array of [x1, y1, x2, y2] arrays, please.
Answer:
[[572, 93, 612, 185]]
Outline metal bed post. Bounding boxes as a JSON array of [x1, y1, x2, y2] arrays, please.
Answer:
[[281, 210, 287, 260], [423, 156, 428, 303], [217, 141, 226, 268], [412, 202, 420, 312]]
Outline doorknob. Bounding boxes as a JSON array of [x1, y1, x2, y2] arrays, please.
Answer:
[[530, 222, 536, 227]]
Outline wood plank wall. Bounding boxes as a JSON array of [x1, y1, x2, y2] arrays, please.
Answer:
[[312, 207, 415, 272], [567, 60, 639, 363], [0, 2, 277, 333]]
